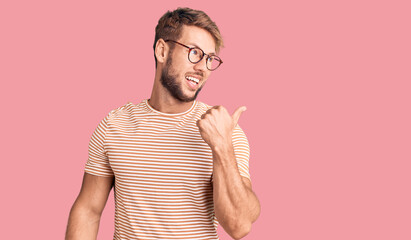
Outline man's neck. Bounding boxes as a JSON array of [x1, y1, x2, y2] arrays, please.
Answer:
[[147, 96, 195, 114]]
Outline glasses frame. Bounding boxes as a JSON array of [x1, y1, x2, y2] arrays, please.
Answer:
[[164, 40, 223, 71]]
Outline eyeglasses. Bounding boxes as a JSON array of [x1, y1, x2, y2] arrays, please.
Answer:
[[165, 40, 223, 71]]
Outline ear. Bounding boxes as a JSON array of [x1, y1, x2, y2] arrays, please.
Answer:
[[155, 38, 169, 65]]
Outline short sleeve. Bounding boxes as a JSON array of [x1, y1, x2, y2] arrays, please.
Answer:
[[232, 124, 251, 181], [84, 113, 114, 177]]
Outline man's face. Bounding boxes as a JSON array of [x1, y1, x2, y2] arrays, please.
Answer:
[[160, 25, 216, 102]]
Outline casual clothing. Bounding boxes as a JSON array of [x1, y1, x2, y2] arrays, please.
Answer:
[[85, 99, 251, 240]]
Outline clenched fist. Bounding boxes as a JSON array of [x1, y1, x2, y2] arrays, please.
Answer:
[[196, 105, 246, 149]]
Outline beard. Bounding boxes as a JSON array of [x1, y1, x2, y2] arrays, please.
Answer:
[[160, 54, 204, 102]]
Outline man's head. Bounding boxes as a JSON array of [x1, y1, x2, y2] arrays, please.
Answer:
[[153, 7, 224, 65], [153, 8, 224, 102]]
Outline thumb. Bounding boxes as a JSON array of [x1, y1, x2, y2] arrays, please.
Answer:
[[232, 106, 247, 127]]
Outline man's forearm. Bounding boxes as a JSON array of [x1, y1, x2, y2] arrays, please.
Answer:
[[212, 142, 260, 239], [65, 203, 101, 240]]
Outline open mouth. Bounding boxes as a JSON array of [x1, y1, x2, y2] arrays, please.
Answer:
[[185, 75, 201, 90], [185, 76, 200, 85]]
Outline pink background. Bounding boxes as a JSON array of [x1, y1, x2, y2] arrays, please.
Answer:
[[1, 0, 410, 239]]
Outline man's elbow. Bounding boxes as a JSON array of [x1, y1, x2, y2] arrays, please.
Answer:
[[228, 221, 252, 240]]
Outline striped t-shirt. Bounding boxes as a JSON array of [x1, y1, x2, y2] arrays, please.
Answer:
[[85, 99, 251, 240]]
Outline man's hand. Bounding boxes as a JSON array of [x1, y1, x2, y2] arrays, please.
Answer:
[[196, 105, 247, 149]]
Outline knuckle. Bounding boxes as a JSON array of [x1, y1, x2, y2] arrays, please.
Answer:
[[196, 119, 202, 127]]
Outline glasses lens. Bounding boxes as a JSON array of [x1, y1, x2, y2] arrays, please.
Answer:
[[188, 48, 203, 63], [207, 56, 222, 71]]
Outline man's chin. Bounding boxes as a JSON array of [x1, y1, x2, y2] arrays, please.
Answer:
[[178, 90, 200, 102], [179, 94, 197, 102]]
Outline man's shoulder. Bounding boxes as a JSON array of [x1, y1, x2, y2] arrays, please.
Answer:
[[105, 100, 146, 121], [107, 102, 133, 117], [196, 100, 213, 111]]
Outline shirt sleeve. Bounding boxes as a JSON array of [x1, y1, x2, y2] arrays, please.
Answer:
[[84, 112, 114, 177], [232, 124, 251, 181]]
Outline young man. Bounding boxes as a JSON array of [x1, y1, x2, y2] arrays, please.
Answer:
[[66, 7, 260, 240]]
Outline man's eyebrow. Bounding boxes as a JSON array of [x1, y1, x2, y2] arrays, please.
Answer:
[[188, 42, 216, 55]]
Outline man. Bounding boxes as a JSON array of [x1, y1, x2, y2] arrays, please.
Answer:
[[66, 7, 260, 240]]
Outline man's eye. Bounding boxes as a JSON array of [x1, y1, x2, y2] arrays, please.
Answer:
[[191, 49, 198, 55]]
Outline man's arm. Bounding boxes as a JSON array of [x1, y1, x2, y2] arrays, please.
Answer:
[[196, 105, 261, 239], [212, 144, 261, 240], [65, 173, 114, 240]]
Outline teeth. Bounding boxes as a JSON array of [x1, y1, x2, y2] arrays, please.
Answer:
[[186, 76, 199, 84]]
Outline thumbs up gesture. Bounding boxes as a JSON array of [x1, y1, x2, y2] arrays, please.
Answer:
[[196, 105, 247, 149]]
